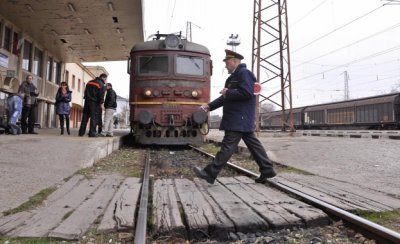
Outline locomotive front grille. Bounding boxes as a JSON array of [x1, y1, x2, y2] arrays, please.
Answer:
[[161, 104, 183, 125]]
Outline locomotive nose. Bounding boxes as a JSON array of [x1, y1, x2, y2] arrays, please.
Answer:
[[192, 110, 207, 124]]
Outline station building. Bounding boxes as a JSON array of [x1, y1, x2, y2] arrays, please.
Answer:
[[0, 16, 109, 131]]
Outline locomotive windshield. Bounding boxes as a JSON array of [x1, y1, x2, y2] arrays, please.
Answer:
[[176, 56, 204, 76], [138, 55, 168, 75]]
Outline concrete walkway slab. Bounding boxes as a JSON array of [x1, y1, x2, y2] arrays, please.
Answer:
[[0, 128, 129, 214]]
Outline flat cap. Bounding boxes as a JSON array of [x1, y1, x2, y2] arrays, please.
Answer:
[[223, 49, 244, 62]]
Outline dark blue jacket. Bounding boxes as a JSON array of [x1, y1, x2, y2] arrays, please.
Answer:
[[55, 89, 72, 115], [208, 63, 256, 132]]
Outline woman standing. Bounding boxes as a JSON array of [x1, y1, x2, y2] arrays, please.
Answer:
[[55, 82, 72, 135]]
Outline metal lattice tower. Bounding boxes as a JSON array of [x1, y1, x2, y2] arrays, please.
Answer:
[[252, 0, 294, 132]]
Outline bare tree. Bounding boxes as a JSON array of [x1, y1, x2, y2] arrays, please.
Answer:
[[390, 82, 400, 93], [260, 103, 275, 113]]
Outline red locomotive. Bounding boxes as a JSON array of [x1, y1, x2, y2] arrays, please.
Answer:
[[127, 33, 211, 145]]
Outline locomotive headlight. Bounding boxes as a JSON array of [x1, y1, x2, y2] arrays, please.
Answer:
[[144, 89, 152, 97], [192, 90, 201, 98], [165, 34, 179, 48]]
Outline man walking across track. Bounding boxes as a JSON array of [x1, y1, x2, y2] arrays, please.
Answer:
[[193, 49, 276, 184]]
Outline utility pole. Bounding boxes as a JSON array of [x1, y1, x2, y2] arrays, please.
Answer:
[[344, 71, 349, 100], [226, 34, 241, 51], [252, 0, 294, 132], [186, 21, 201, 42], [186, 21, 192, 42]]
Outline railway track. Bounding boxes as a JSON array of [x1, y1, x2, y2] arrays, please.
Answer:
[[189, 145, 400, 244], [130, 146, 400, 243], [0, 145, 398, 243]]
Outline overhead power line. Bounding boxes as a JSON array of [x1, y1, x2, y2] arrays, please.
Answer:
[[292, 5, 383, 54], [290, 0, 329, 28], [292, 21, 400, 69], [296, 44, 400, 82]]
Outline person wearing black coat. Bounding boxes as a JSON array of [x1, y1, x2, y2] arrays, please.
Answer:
[[193, 49, 276, 184], [55, 81, 72, 135], [78, 73, 107, 137], [18, 74, 39, 134]]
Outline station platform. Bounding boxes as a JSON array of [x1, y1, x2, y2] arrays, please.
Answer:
[[206, 129, 400, 197], [0, 128, 129, 215]]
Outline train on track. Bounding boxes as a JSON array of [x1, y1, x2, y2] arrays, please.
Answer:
[[261, 93, 400, 130], [127, 33, 211, 145]]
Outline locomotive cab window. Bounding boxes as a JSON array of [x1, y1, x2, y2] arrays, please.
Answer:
[[138, 55, 168, 75], [176, 56, 204, 76]]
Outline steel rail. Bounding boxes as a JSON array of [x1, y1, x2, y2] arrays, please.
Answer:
[[134, 150, 150, 244], [190, 145, 400, 244]]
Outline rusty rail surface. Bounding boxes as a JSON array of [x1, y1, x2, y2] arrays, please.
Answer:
[[189, 145, 400, 244]]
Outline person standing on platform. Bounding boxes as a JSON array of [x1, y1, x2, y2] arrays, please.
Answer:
[[101, 83, 117, 137], [193, 49, 276, 184], [55, 81, 72, 135], [18, 74, 39, 134], [78, 73, 107, 137], [96, 75, 106, 135], [5, 85, 23, 135]]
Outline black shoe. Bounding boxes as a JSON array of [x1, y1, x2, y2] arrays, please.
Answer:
[[88, 134, 98, 138], [28, 131, 38, 134], [193, 166, 215, 184], [255, 171, 277, 184]]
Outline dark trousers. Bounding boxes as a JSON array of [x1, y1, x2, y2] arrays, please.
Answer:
[[21, 106, 36, 133], [97, 105, 102, 134], [59, 114, 70, 132], [79, 100, 99, 136], [204, 131, 275, 179]]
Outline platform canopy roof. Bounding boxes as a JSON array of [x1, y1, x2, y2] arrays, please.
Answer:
[[0, 0, 144, 62]]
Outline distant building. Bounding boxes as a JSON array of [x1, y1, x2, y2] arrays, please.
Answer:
[[115, 95, 129, 128], [64, 63, 100, 128]]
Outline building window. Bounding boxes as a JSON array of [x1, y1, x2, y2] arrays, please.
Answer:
[[12, 32, 20, 55], [3, 26, 12, 52], [78, 78, 81, 92], [55, 61, 61, 85], [72, 75, 75, 89], [47, 57, 53, 81], [22, 40, 32, 71], [33, 47, 43, 77], [65, 70, 69, 85]]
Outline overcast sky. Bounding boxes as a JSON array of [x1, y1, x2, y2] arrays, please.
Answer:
[[84, 0, 400, 114]]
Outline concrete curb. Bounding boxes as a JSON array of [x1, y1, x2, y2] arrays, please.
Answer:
[[297, 130, 400, 140]]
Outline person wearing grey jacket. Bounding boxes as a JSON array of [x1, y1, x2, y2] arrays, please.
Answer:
[[18, 75, 39, 134]]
